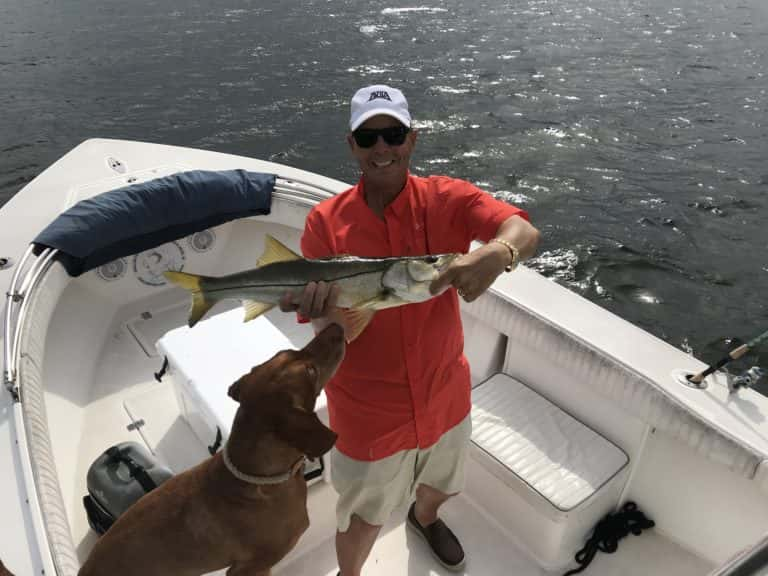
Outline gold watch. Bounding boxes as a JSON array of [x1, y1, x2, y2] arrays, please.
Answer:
[[490, 238, 520, 272]]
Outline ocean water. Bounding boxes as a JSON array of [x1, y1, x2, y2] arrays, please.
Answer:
[[1, 0, 766, 388]]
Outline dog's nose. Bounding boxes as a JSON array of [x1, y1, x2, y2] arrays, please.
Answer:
[[307, 322, 344, 347], [303, 323, 345, 388], [321, 322, 344, 341], [313, 323, 344, 355]]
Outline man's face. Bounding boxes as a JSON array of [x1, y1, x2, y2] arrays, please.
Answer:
[[347, 115, 417, 188]]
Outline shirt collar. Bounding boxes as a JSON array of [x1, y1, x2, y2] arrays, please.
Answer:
[[355, 172, 414, 218]]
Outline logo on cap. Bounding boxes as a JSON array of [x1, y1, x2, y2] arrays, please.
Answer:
[[367, 90, 392, 102]]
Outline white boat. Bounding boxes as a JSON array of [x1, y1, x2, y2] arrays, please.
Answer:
[[1, 138, 768, 576]]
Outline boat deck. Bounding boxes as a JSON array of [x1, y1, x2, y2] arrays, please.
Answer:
[[277, 482, 711, 576], [61, 303, 713, 576], [77, 378, 714, 576]]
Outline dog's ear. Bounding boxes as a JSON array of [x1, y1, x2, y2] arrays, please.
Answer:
[[274, 406, 338, 458]]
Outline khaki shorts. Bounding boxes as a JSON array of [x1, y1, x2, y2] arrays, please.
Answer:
[[331, 415, 472, 532]]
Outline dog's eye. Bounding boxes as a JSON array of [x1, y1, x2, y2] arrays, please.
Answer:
[[305, 364, 317, 381]]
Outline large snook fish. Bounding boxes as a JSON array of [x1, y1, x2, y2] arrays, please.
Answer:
[[165, 235, 458, 339]]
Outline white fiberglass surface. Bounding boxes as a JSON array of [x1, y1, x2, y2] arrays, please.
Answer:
[[67, 301, 314, 558], [48, 282, 710, 575]]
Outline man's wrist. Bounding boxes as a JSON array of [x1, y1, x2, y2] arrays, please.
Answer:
[[490, 238, 520, 272], [486, 241, 512, 270]]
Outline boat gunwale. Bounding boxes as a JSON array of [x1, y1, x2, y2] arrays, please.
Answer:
[[3, 139, 768, 575]]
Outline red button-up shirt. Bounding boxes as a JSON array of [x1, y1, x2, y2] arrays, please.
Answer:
[[301, 173, 528, 461]]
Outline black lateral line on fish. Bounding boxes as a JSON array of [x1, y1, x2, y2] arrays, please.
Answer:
[[203, 269, 388, 295]]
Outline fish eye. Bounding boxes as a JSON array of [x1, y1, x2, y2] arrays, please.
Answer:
[[425, 256, 438, 264]]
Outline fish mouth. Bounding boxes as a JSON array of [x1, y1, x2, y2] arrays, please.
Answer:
[[434, 253, 460, 271], [405, 254, 458, 282]]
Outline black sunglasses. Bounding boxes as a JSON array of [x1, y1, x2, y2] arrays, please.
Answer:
[[352, 126, 411, 148]]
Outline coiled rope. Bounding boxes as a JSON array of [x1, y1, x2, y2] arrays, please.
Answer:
[[562, 501, 655, 575]]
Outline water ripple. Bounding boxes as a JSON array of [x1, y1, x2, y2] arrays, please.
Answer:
[[1, 0, 766, 386]]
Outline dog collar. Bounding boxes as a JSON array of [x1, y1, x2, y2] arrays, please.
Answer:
[[222, 444, 306, 485]]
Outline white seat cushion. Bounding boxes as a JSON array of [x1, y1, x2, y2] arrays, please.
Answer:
[[471, 373, 629, 511]]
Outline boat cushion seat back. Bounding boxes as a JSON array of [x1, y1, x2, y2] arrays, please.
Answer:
[[471, 373, 629, 511]]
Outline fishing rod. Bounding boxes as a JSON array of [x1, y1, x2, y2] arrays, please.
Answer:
[[688, 327, 768, 385]]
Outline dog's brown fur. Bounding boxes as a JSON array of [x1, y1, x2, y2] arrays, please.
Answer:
[[0, 559, 13, 576], [79, 323, 345, 576]]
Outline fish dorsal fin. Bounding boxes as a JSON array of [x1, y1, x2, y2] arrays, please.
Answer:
[[258, 235, 302, 267], [338, 308, 376, 342], [243, 300, 275, 322]]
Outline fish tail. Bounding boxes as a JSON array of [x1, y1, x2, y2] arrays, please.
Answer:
[[164, 271, 215, 327]]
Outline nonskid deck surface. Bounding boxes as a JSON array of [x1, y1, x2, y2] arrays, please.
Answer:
[[277, 485, 547, 576], [274, 483, 711, 576], [72, 303, 713, 576]]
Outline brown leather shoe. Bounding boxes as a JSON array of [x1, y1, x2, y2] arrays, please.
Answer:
[[407, 503, 466, 571]]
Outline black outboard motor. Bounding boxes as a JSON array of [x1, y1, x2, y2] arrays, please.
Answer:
[[83, 442, 173, 535]]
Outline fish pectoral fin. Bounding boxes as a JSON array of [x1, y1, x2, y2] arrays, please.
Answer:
[[351, 294, 386, 310], [243, 300, 275, 322], [337, 308, 376, 342], [257, 235, 302, 267], [354, 293, 407, 310], [164, 271, 214, 328]]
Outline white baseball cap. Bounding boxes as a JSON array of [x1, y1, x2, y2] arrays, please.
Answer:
[[349, 84, 411, 131]]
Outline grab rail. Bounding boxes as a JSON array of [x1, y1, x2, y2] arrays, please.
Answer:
[[273, 176, 340, 207], [3, 246, 57, 402], [12, 249, 58, 380], [4, 245, 36, 401]]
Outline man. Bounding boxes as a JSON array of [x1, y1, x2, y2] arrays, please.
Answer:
[[281, 84, 540, 575]]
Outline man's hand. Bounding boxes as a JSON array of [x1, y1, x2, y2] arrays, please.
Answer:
[[279, 281, 341, 318], [429, 242, 510, 302], [431, 214, 541, 302], [280, 283, 354, 340]]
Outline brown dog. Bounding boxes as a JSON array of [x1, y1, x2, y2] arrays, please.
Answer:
[[79, 323, 345, 576], [0, 559, 13, 576]]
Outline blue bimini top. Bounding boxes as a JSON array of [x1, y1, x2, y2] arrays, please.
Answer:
[[33, 169, 274, 276]]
